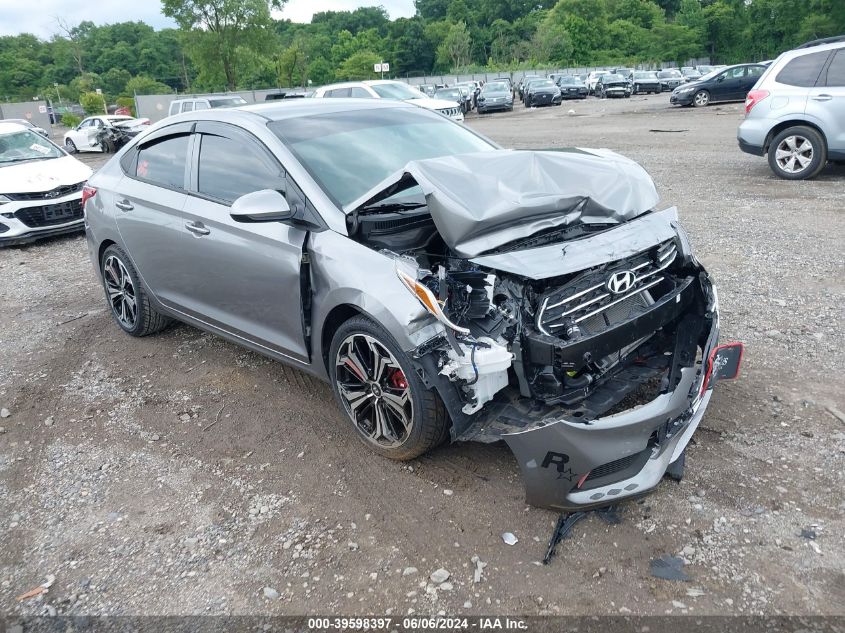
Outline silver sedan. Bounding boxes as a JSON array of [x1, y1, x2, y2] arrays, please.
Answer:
[[84, 99, 741, 512]]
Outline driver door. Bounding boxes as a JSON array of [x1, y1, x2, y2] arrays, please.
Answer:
[[176, 122, 310, 362], [85, 118, 104, 150], [713, 67, 745, 101]]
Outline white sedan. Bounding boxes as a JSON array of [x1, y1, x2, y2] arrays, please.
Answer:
[[63, 115, 150, 153]]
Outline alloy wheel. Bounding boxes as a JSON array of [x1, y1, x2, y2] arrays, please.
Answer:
[[65, 139, 77, 153], [693, 91, 709, 107], [103, 254, 138, 329], [775, 136, 813, 174], [335, 333, 413, 449]]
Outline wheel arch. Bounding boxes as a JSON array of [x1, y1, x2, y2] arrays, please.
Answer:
[[320, 303, 364, 373], [763, 120, 828, 154], [97, 239, 117, 270]]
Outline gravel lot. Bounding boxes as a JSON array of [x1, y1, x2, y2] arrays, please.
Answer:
[[1, 94, 843, 618]]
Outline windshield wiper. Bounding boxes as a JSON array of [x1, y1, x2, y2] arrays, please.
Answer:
[[357, 201, 427, 214]]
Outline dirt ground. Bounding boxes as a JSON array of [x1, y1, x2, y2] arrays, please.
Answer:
[[1, 94, 843, 618]]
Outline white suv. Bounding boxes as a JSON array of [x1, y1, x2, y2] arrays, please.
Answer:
[[738, 36, 845, 180], [311, 80, 464, 122]]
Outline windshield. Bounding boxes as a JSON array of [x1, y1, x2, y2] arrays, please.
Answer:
[[370, 82, 423, 100], [604, 74, 625, 82], [634, 72, 657, 79], [658, 70, 683, 78], [435, 89, 461, 100], [208, 97, 247, 108], [531, 80, 556, 88], [270, 107, 494, 208], [0, 129, 63, 164], [483, 83, 510, 94], [558, 76, 579, 84]]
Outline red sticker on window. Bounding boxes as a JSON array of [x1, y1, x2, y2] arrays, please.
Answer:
[[137, 159, 149, 177]]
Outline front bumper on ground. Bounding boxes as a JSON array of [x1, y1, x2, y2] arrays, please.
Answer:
[[503, 364, 712, 511], [499, 294, 737, 512], [0, 193, 85, 246]]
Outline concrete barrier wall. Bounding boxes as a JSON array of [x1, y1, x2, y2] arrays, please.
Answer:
[[0, 101, 51, 131]]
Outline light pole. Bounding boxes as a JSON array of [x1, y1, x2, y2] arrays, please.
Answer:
[[53, 82, 64, 109]]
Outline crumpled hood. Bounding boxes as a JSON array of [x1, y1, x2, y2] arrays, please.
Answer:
[[349, 149, 659, 258], [0, 155, 92, 195]]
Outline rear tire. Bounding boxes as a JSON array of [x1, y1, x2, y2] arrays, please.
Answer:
[[65, 139, 77, 153], [767, 126, 827, 180], [100, 244, 172, 337], [329, 316, 448, 461]]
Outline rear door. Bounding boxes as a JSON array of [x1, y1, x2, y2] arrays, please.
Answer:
[[176, 122, 309, 361], [740, 65, 765, 97], [807, 48, 845, 154], [113, 123, 193, 307]]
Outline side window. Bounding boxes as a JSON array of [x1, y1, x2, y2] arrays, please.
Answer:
[[182, 102, 194, 112], [169, 102, 179, 116], [194, 101, 210, 111], [349, 87, 372, 98], [135, 134, 190, 189], [825, 49, 845, 87], [196, 134, 284, 204], [775, 51, 830, 87], [746, 65, 764, 78], [326, 88, 350, 98], [726, 67, 744, 79]]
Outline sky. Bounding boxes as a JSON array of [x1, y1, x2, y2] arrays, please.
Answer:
[[0, 0, 417, 38]]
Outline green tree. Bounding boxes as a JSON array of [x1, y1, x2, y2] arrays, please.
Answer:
[[335, 50, 380, 80], [438, 21, 472, 71], [79, 91, 106, 115], [162, 0, 285, 91], [125, 75, 172, 95]]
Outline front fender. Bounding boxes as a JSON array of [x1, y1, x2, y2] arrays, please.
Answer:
[[308, 230, 442, 379]]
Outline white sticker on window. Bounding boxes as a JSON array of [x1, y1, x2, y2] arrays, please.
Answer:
[[30, 143, 51, 155]]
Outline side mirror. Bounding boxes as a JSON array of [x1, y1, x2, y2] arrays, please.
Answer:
[[716, 75, 725, 82], [230, 189, 292, 223]]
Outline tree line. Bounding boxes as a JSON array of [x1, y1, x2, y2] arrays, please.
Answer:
[[1, 0, 842, 103]]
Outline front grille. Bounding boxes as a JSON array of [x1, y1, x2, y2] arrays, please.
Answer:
[[537, 240, 677, 336], [5, 181, 84, 201], [437, 107, 460, 118], [14, 200, 83, 227]]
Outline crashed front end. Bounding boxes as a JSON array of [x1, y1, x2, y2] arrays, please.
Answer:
[[347, 150, 741, 512]]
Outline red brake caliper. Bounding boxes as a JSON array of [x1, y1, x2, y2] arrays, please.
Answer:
[[388, 368, 408, 390]]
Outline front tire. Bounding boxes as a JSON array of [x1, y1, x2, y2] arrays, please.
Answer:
[[767, 126, 827, 180], [100, 244, 172, 337], [329, 316, 448, 461], [65, 139, 77, 153], [693, 90, 710, 107]]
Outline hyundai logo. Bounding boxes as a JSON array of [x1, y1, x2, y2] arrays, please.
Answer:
[[606, 270, 636, 294], [43, 190, 60, 199]]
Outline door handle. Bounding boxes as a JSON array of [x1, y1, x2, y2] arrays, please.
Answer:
[[115, 199, 133, 211], [811, 94, 832, 101], [185, 221, 210, 236]]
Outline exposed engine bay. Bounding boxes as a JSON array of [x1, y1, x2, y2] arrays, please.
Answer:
[[349, 200, 713, 439], [342, 149, 738, 511]]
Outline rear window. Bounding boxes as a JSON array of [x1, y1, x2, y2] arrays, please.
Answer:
[[775, 51, 830, 87], [825, 49, 845, 87]]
